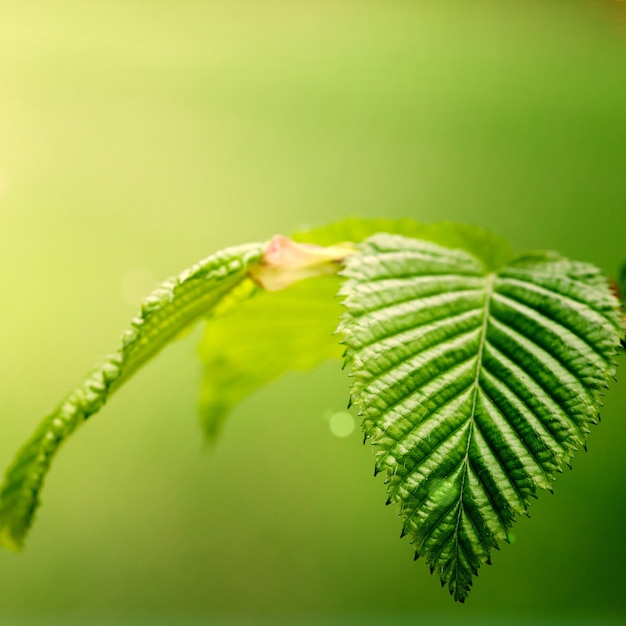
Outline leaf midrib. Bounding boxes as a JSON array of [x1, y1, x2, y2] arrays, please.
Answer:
[[452, 272, 495, 597]]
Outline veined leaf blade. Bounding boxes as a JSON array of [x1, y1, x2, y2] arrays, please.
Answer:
[[339, 234, 622, 601]]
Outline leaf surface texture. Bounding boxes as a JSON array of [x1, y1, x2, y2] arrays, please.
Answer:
[[339, 234, 622, 601]]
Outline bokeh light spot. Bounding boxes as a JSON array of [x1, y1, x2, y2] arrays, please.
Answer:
[[328, 411, 355, 438]]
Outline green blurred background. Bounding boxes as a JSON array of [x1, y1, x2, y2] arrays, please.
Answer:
[[0, 1, 625, 624]]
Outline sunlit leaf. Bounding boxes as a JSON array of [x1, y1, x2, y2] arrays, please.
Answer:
[[198, 275, 344, 441], [0, 243, 265, 550], [339, 234, 622, 601]]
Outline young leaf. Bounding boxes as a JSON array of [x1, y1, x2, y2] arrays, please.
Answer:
[[0, 243, 265, 550], [339, 234, 623, 601], [293, 217, 514, 272], [198, 275, 344, 441]]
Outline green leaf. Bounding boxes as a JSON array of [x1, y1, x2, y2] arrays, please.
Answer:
[[0, 242, 265, 550], [197, 218, 513, 441], [198, 275, 344, 441], [338, 234, 623, 602], [293, 217, 515, 272]]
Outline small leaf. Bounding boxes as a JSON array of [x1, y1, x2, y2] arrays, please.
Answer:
[[0, 243, 265, 550], [339, 234, 622, 601], [198, 275, 344, 441], [293, 217, 514, 272]]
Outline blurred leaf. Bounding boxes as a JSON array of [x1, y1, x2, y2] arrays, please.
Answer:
[[339, 234, 623, 601], [294, 217, 515, 272], [0, 243, 265, 551], [198, 275, 344, 441]]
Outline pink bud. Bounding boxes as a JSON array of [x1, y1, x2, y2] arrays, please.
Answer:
[[249, 235, 354, 291]]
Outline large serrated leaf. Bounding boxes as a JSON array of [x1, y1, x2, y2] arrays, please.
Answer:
[[338, 233, 623, 602]]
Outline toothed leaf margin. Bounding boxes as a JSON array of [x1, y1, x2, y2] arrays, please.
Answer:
[[338, 233, 622, 601]]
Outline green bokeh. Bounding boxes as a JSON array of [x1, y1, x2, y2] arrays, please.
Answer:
[[0, 1, 624, 623]]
